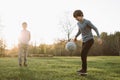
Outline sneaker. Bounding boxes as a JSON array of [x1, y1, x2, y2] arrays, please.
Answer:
[[19, 64, 22, 67], [24, 63, 27, 67], [80, 73, 87, 76], [77, 69, 87, 76]]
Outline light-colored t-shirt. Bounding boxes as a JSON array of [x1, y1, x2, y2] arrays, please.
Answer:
[[18, 30, 30, 44]]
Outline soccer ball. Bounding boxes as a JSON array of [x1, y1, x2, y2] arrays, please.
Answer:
[[65, 41, 77, 51]]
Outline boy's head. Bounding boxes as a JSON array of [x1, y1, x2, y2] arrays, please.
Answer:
[[22, 22, 27, 29], [73, 10, 84, 21]]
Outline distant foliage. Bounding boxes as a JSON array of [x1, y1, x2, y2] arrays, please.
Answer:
[[0, 39, 6, 57], [89, 31, 120, 56], [2, 31, 120, 57]]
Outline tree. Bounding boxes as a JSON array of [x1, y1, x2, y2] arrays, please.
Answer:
[[101, 32, 110, 55], [0, 17, 6, 56], [0, 38, 6, 56], [114, 32, 120, 56], [59, 12, 76, 41]]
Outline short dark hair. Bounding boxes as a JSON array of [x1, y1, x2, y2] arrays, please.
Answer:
[[22, 22, 27, 25], [73, 10, 83, 18]]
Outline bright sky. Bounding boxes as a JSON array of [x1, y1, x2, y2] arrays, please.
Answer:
[[0, 0, 120, 49]]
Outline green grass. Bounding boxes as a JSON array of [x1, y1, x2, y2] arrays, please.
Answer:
[[0, 56, 120, 80]]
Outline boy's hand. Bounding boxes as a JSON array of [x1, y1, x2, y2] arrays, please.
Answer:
[[97, 38, 102, 45], [74, 37, 77, 42]]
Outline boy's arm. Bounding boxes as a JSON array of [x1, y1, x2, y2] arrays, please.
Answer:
[[74, 23, 81, 41], [88, 21, 100, 38], [75, 29, 81, 38], [88, 21, 102, 44], [29, 32, 31, 41], [18, 31, 21, 44], [75, 23, 81, 38]]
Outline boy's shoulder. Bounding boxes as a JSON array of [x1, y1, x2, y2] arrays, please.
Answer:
[[77, 19, 90, 24], [84, 19, 93, 25], [84, 19, 90, 23]]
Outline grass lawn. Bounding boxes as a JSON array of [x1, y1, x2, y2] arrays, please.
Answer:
[[0, 56, 120, 80]]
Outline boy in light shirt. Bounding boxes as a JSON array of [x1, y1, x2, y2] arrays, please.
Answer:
[[18, 22, 31, 67]]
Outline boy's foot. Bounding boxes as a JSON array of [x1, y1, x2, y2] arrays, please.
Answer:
[[77, 69, 87, 76], [77, 69, 87, 73], [80, 73, 87, 76], [19, 64, 22, 67], [24, 63, 27, 67]]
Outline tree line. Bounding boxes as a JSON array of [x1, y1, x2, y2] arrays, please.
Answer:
[[0, 31, 120, 57]]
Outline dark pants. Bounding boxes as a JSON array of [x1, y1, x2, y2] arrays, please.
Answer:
[[81, 39, 94, 71]]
